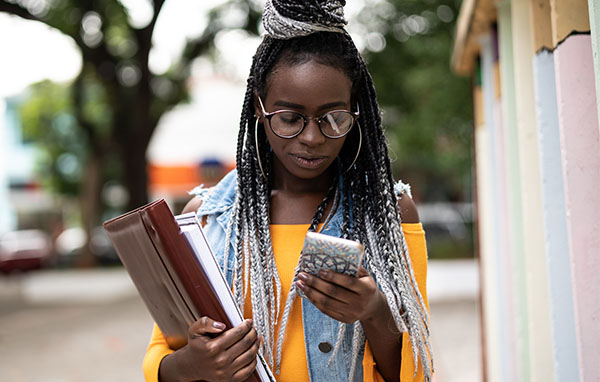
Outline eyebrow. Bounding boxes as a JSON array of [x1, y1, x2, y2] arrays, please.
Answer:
[[272, 100, 349, 111]]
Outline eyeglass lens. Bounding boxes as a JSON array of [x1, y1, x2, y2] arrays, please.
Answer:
[[271, 111, 354, 138]]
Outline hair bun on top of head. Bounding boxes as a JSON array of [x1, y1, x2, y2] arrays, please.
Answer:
[[263, 0, 347, 40]]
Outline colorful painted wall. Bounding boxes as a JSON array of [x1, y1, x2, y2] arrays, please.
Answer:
[[453, 0, 600, 380]]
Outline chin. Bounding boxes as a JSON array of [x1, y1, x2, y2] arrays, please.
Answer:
[[289, 164, 336, 180]]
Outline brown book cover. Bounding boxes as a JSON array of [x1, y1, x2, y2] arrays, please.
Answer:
[[103, 199, 273, 382]]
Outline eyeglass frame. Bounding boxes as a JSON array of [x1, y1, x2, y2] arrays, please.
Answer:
[[256, 95, 360, 139]]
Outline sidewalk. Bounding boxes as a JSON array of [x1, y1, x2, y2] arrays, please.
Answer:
[[427, 259, 482, 382], [0, 267, 138, 305], [0, 259, 481, 382], [1, 259, 479, 304], [428, 259, 479, 302]]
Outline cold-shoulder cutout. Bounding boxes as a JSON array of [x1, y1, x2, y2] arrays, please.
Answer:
[[181, 196, 203, 214], [397, 193, 420, 224]]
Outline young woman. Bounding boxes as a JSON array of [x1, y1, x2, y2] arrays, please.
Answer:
[[143, 1, 432, 381]]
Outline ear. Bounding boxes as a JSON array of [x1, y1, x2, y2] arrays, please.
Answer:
[[253, 91, 264, 123]]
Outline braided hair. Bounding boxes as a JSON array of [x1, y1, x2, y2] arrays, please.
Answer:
[[225, 1, 433, 380]]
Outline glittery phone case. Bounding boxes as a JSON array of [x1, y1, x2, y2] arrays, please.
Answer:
[[298, 232, 365, 277]]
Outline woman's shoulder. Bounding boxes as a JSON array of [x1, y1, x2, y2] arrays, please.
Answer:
[[397, 192, 420, 224], [186, 169, 238, 215], [394, 180, 420, 224], [182, 196, 204, 214]]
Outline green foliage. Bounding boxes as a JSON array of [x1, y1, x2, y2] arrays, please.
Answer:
[[5, 0, 473, 249], [1, 0, 237, 215], [19, 80, 86, 195], [359, 0, 473, 202], [427, 230, 475, 259]]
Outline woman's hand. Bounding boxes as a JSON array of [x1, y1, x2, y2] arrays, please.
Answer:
[[296, 267, 402, 382], [159, 317, 260, 382], [295, 267, 386, 324]]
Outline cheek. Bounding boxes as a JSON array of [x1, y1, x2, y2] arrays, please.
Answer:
[[263, 125, 288, 160], [263, 124, 277, 149]]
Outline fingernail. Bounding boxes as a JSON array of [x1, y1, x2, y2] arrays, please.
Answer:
[[213, 321, 225, 329], [318, 269, 329, 278], [296, 280, 305, 290], [298, 273, 308, 281]]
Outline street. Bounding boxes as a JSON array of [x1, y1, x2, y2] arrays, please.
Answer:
[[0, 288, 151, 381], [0, 261, 481, 381]]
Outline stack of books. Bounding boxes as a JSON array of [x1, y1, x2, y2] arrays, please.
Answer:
[[104, 199, 274, 382]]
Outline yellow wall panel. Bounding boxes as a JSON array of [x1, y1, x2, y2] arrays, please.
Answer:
[[550, 0, 591, 46]]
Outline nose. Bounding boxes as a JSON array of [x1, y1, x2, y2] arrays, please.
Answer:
[[297, 118, 326, 146]]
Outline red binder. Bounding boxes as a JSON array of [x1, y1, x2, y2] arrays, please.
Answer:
[[103, 199, 273, 382]]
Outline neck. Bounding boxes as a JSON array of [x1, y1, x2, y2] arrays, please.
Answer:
[[266, 159, 339, 225]]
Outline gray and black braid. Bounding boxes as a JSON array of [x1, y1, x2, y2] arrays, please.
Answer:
[[227, 1, 433, 380], [263, 0, 346, 39]]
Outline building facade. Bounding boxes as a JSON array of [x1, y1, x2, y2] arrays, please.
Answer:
[[452, 0, 600, 381]]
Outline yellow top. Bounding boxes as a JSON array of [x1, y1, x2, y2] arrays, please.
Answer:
[[255, 224, 309, 380], [142, 223, 429, 382], [363, 223, 429, 382]]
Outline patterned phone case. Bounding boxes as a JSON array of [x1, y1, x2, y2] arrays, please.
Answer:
[[298, 232, 365, 277]]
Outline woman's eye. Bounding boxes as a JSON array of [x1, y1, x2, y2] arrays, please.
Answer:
[[325, 112, 345, 126], [326, 112, 341, 122], [279, 113, 302, 124]]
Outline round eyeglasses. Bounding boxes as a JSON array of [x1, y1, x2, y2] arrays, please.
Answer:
[[257, 96, 359, 139]]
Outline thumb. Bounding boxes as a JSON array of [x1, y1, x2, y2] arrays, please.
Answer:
[[358, 266, 369, 277], [189, 316, 226, 338]]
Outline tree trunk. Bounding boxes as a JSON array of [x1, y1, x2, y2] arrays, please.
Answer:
[[77, 154, 103, 267], [122, 143, 149, 212], [120, 75, 154, 212]]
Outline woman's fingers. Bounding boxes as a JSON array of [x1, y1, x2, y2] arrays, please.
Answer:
[[190, 318, 254, 350], [357, 266, 370, 277], [189, 316, 226, 338], [183, 317, 259, 381], [317, 269, 361, 291], [221, 319, 255, 350], [231, 350, 260, 382], [229, 335, 261, 380], [224, 323, 258, 356], [297, 270, 381, 323], [297, 271, 359, 302], [297, 273, 352, 320]]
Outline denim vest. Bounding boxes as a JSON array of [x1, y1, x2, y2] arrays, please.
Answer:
[[193, 169, 363, 382]]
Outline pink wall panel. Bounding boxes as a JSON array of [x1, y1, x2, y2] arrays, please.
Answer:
[[554, 34, 600, 381]]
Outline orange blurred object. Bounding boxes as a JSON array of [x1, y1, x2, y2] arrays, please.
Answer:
[[148, 162, 235, 197]]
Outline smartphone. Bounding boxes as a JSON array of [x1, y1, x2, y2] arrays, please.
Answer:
[[298, 232, 365, 278]]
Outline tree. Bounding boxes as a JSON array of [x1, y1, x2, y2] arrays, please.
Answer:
[[356, 0, 473, 203], [4, 0, 472, 261], [19, 80, 84, 196], [1, 0, 261, 264], [354, 0, 473, 258]]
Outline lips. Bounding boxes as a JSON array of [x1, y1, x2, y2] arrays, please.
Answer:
[[290, 154, 327, 169]]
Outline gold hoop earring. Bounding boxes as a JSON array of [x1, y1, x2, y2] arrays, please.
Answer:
[[255, 119, 268, 180], [344, 122, 362, 174]]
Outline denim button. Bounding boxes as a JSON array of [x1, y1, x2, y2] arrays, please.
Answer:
[[318, 342, 332, 353]]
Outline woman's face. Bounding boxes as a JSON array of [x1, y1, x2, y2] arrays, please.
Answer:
[[257, 60, 353, 184]]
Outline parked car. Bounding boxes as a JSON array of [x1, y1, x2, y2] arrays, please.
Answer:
[[0, 229, 54, 273], [418, 202, 475, 259]]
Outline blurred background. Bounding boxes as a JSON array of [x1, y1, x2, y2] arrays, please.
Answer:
[[0, 0, 479, 381]]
